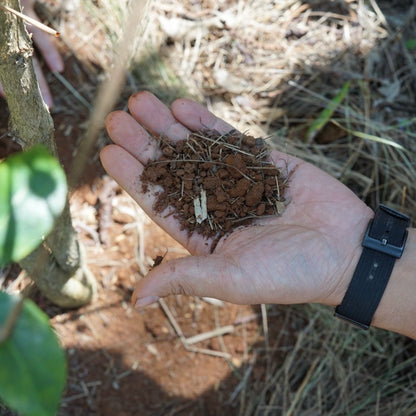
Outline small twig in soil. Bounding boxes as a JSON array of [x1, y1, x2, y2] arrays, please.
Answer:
[[158, 298, 186, 341], [261, 303, 269, 352], [193, 188, 208, 224], [148, 158, 257, 183], [158, 298, 232, 359], [98, 178, 119, 245], [185, 325, 234, 345], [276, 176, 281, 200], [141, 129, 289, 243], [192, 131, 257, 157]]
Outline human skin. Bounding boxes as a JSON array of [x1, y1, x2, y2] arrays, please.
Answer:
[[0, 0, 63, 108], [100, 91, 416, 339]]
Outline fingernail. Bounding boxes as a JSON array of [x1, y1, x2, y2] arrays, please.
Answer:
[[134, 295, 160, 309]]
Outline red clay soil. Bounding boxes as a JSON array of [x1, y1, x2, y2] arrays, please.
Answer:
[[141, 129, 288, 247], [47, 179, 291, 416]]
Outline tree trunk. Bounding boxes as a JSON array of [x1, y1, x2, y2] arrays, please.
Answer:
[[0, 0, 96, 307]]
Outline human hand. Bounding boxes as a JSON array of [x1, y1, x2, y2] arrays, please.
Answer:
[[0, 0, 64, 108], [100, 91, 374, 309]]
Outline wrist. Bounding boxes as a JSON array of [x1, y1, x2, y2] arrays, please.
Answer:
[[328, 204, 415, 339], [371, 228, 416, 338], [322, 207, 374, 308]]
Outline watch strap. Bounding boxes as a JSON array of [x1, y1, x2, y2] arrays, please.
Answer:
[[335, 204, 410, 329]]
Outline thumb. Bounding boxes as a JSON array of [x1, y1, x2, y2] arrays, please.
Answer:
[[131, 254, 242, 308]]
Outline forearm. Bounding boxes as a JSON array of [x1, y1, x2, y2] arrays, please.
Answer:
[[371, 228, 416, 339]]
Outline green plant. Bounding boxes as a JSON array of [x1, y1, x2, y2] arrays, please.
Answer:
[[0, 146, 67, 416], [0, 0, 96, 308]]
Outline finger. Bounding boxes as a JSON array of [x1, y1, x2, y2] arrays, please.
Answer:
[[32, 56, 54, 108], [132, 254, 250, 308], [105, 111, 160, 164], [25, 8, 64, 73], [128, 91, 190, 141], [171, 98, 234, 133], [100, 144, 213, 254]]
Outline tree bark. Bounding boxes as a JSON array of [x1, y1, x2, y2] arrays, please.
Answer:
[[0, 0, 96, 307]]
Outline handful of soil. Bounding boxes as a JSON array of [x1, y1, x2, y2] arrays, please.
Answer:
[[141, 129, 288, 243]]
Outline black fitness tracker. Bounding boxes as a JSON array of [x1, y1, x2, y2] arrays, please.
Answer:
[[335, 204, 410, 329]]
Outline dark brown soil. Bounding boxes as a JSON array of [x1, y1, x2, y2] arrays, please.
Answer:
[[141, 130, 288, 245]]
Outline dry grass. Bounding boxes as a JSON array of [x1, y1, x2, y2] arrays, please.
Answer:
[[45, 0, 416, 414], [144, 0, 416, 217], [235, 303, 416, 415]]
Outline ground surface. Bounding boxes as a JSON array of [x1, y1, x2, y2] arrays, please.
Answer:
[[55, 177, 283, 416], [0, 100, 287, 416], [0, 63, 288, 415], [1, 112, 288, 415]]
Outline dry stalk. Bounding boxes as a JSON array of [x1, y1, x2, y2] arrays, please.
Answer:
[[158, 298, 233, 359], [69, 0, 151, 187], [0, 4, 60, 36]]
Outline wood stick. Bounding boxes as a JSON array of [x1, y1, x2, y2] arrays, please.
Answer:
[[185, 325, 234, 345], [0, 4, 60, 37]]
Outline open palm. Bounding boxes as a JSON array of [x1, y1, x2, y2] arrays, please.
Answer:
[[100, 92, 373, 308]]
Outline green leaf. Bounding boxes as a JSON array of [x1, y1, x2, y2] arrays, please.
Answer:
[[0, 292, 67, 416], [405, 39, 416, 51], [306, 81, 350, 141], [0, 146, 67, 265]]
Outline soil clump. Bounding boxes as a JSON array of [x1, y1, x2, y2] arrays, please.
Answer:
[[141, 130, 289, 244]]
